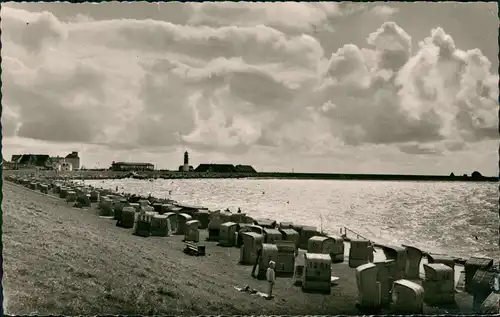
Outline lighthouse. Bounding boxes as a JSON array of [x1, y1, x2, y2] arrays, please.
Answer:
[[183, 151, 190, 172]]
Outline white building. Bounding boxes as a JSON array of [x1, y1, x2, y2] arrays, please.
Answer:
[[53, 159, 73, 172], [61, 161, 73, 172], [182, 151, 190, 172], [65, 151, 80, 170]]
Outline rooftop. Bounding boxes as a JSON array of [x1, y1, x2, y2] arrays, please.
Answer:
[[112, 162, 154, 166], [11, 154, 50, 165], [65, 152, 79, 159]]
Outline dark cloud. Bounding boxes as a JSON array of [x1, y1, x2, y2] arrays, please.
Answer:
[[227, 70, 295, 111], [2, 57, 111, 144], [17, 108, 95, 143]]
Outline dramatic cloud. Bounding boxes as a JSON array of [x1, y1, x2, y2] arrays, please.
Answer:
[[188, 2, 341, 32], [316, 22, 498, 154], [2, 7, 68, 53], [1, 3, 497, 174]]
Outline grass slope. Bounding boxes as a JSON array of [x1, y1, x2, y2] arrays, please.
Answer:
[[3, 182, 363, 315]]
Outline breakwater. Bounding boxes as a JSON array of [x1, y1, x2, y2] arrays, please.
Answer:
[[251, 172, 497, 182], [4, 169, 498, 182]]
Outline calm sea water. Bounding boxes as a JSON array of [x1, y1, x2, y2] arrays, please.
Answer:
[[84, 178, 499, 259]]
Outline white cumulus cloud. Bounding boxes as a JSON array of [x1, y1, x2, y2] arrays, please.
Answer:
[[1, 3, 497, 174]]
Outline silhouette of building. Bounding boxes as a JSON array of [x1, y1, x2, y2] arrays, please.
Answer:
[[50, 156, 65, 168], [10, 154, 51, 168], [194, 163, 257, 173], [178, 165, 195, 172], [111, 161, 155, 172], [2, 158, 15, 170], [8, 152, 80, 170], [182, 151, 190, 172], [49, 156, 71, 171], [234, 165, 257, 173], [11, 155, 22, 163], [194, 164, 235, 173], [65, 152, 80, 170]]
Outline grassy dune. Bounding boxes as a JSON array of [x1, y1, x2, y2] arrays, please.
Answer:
[[3, 182, 364, 315]]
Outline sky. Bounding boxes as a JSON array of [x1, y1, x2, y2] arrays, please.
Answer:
[[1, 1, 498, 175]]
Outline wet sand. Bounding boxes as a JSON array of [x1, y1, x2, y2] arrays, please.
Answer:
[[3, 181, 474, 315]]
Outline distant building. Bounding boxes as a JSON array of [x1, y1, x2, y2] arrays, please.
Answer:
[[65, 152, 80, 170], [178, 165, 194, 172], [50, 156, 65, 163], [194, 164, 236, 173], [8, 152, 81, 170], [234, 165, 257, 173], [10, 154, 51, 168], [111, 161, 155, 172], [53, 162, 61, 171], [182, 151, 190, 172], [61, 161, 73, 172], [194, 163, 257, 173], [11, 155, 22, 163], [54, 161, 73, 172], [2, 158, 15, 170], [50, 156, 66, 170]]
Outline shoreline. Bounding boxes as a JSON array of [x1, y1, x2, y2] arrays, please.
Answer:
[[79, 182, 479, 266], [4, 169, 498, 182], [3, 175, 497, 315]]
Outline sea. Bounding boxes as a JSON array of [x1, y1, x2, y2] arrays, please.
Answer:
[[84, 178, 499, 259]]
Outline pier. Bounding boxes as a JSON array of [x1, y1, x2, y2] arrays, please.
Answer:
[[4, 169, 498, 182]]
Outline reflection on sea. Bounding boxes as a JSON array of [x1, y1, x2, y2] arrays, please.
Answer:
[[86, 178, 499, 259]]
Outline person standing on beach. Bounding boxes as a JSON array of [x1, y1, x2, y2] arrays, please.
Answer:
[[266, 260, 276, 299]]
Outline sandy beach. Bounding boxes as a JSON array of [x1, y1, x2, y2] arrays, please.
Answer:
[[3, 181, 475, 315]]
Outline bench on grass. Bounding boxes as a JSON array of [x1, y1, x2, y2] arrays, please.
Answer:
[[184, 242, 206, 256]]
